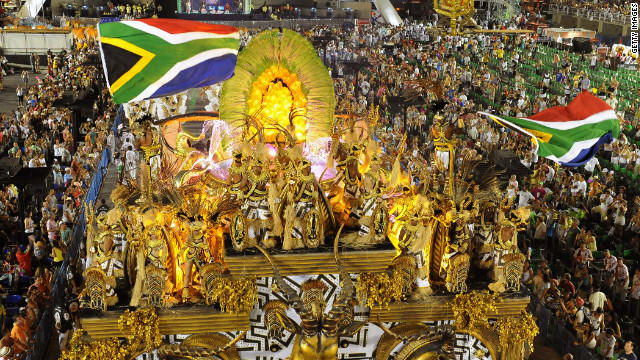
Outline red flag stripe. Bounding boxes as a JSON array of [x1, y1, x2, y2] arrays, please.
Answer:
[[136, 19, 238, 35], [527, 93, 613, 123]]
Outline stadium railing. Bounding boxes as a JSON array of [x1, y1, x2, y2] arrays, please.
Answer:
[[529, 290, 598, 360]]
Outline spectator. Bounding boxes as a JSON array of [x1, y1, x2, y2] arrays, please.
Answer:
[[597, 328, 616, 360], [630, 267, 640, 321], [619, 341, 637, 360], [96, 198, 110, 216], [50, 241, 64, 269], [15, 86, 23, 107], [574, 322, 597, 350], [613, 257, 629, 307], [589, 285, 608, 312]]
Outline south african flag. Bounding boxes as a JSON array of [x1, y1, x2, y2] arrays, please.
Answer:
[[480, 93, 620, 167], [98, 19, 239, 104]]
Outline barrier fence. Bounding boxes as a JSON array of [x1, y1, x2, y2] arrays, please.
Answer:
[[529, 290, 598, 360], [26, 105, 123, 360]]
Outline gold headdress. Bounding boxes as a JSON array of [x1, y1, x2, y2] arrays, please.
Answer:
[[301, 278, 327, 318], [346, 144, 362, 163], [299, 158, 312, 169], [252, 143, 269, 168], [370, 154, 381, 165], [188, 215, 207, 231]]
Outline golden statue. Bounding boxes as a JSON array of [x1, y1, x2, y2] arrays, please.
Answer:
[[281, 158, 324, 250], [433, 0, 475, 35], [256, 234, 366, 360], [178, 215, 213, 300]]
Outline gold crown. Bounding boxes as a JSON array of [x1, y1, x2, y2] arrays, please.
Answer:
[[188, 219, 206, 231], [299, 158, 312, 169], [301, 279, 328, 293]]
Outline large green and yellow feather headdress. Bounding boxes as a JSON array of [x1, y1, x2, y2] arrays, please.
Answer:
[[220, 28, 335, 144]]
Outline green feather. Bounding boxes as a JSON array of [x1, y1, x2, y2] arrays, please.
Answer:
[[220, 29, 335, 143]]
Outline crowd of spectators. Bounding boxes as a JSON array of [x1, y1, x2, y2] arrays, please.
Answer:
[[0, 15, 636, 360], [293, 20, 639, 359], [0, 44, 116, 359], [551, 0, 632, 22]]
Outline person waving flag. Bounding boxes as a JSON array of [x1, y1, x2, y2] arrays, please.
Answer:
[[480, 92, 620, 167]]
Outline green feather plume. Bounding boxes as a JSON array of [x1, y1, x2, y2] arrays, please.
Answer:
[[220, 29, 335, 142]]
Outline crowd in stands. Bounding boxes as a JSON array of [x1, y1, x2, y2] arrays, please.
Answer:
[[0, 44, 116, 359], [296, 20, 639, 359], [552, 0, 632, 20], [0, 14, 637, 360]]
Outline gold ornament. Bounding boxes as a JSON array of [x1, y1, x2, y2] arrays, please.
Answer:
[[494, 311, 539, 359], [60, 308, 162, 360], [450, 291, 501, 333], [356, 269, 406, 308], [201, 276, 258, 313]]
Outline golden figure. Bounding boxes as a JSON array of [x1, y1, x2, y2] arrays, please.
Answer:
[[143, 225, 171, 307], [256, 231, 366, 360], [488, 212, 528, 293], [388, 187, 418, 250], [431, 116, 459, 195], [273, 134, 299, 186], [281, 158, 323, 250], [241, 149, 276, 249], [85, 203, 126, 301], [358, 155, 389, 244], [228, 148, 247, 200], [178, 216, 213, 300], [333, 144, 363, 223]]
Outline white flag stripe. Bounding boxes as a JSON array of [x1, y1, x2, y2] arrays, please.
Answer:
[[517, 109, 617, 131], [130, 48, 238, 102], [122, 21, 240, 44], [97, 25, 113, 91], [480, 112, 607, 165], [544, 137, 602, 163], [479, 112, 541, 154]]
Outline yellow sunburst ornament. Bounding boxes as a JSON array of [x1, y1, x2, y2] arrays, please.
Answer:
[[220, 29, 335, 143]]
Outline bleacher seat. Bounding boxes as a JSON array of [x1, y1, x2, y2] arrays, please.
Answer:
[[5, 295, 21, 307], [18, 276, 30, 287], [5, 307, 19, 316]]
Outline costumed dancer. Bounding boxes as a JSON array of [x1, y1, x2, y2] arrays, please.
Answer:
[[282, 158, 323, 250], [242, 144, 276, 249], [340, 154, 390, 247], [334, 144, 363, 223], [178, 215, 212, 300]]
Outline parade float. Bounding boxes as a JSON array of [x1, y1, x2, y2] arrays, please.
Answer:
[[70, 27, 538, 360]]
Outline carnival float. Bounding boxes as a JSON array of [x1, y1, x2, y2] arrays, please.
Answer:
[[68, 28, 538, 360]]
